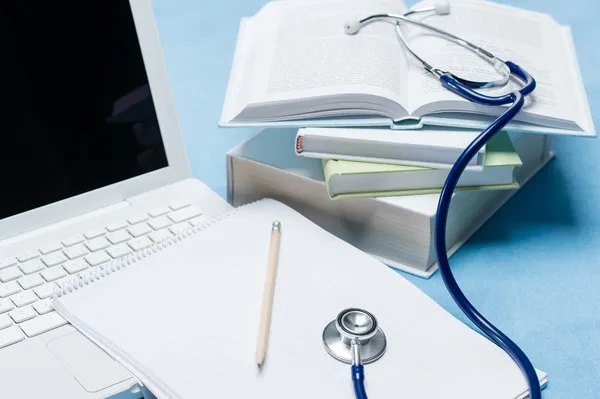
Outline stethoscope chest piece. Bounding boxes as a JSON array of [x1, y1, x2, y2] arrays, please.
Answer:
[[322, 308, 387, 364]]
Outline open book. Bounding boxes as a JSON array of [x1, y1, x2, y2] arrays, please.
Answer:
[[220, 0, 595, 136]]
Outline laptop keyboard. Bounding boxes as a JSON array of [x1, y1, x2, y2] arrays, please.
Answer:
[[0, 200, 205, 350]]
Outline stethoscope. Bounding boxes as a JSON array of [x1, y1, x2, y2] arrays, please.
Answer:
[[323, 309, 386, 399], [323, 2, 541, 399]]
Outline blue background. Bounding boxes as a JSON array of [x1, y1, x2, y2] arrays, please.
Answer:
[[151, 0, 600, 397]]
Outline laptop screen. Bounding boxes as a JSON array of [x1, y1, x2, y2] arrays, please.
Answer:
[[0, 1, 169, 221]]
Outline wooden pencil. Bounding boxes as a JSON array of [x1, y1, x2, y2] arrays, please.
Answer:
[[256, 221, 282, 369]]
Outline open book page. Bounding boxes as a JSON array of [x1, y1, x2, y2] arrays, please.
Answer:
[[232, 0, 411, 121], [222, 17, 256, 124], [403, 0, 585, 130]]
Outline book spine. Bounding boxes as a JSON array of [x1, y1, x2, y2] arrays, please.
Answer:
[[54, 207, 239, 298]]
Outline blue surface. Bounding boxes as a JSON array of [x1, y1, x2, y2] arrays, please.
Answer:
[[151, 1, 600, 397]]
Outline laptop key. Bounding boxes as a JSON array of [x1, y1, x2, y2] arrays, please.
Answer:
[[0, 326, 24, 349], [16, 251, 40, 263], [62, 234, 85, 247], [168, 206, 202, 224], [0, 315, 12, 330], [85, 237, 110, 252], [148, 216, 172, 230], [39, 244, 62, 255], [107, 244, 132, 259], [83, 228, 106, 239], [0, 282, 21, 298], [127, 214, 149, 225], [0, 258, 17, 271], [0, 299, 15, 314], [20, 311, 67, 338], [85, 251, 111, 267], [63, 244, 89, 260], [10, 291, 38, 307], [9, 305, 37, 324], [169, 200, 190, 210], [41, 252, 68, 267], [106, 220, 129, 232], [106, 230, 132, 245], [0, 266, 22, 283], [33, 299, 54, 315], [41, 266, 67, 282], [34, 283, 58, 300], [63, 259, 89, 274], [128, 237, 152, 251], [18, 259, 45, 275], [148, 206, 170, 217], [127, 223, 152, 238], [18, 274, 45, 290]]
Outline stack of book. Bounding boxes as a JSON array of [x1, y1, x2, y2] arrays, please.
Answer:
[[220, 0, 594, 277], [296, 128, 521, 200]]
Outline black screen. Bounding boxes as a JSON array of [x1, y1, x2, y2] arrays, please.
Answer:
[[0, 1, 168, 220]]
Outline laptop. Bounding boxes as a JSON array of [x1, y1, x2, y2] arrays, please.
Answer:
[[0, 0, 231, 397]]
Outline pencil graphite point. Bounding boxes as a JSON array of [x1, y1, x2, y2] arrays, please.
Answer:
[[272, 221, 281, 231], [257, 362, 262, 370]]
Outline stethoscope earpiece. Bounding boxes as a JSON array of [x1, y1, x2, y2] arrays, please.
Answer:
[[344, 20, 361, 35], [345, 1, 451, 36]]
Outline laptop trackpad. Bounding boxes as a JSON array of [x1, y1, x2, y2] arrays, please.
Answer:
[[48, 331, 132, 393]]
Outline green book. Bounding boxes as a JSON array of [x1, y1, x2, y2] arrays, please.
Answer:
[[323, 132, 522, 200]]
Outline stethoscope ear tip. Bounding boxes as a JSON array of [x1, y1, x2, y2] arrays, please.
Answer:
[[435, 1, 451, 15], [344, 20, 361, 35]]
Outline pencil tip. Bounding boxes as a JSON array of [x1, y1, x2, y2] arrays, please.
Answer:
[[257, 363, 262, 370]]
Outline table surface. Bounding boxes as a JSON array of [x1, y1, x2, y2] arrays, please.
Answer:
[[151, 1, 600, 397]]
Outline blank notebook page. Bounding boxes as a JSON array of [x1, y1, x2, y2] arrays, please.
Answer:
[[53, 199, 545, 399]]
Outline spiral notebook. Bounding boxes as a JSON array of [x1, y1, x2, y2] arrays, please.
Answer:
[[52, 199, 546, 399]]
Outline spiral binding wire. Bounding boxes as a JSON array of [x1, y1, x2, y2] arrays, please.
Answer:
[[54, 207, 239, 298]]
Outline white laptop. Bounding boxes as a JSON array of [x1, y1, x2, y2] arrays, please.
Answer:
[[0, 0, 231, 397]]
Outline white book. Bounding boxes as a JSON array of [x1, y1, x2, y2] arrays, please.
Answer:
[[219, 0, 595, 136], [227, 128, 553, 277], [296, 127, 487, 169], [53, 199, 547, 399]]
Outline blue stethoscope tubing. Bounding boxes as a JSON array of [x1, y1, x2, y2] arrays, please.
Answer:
[[351, 365, 367, 399], [435, 61, 541, 399]]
